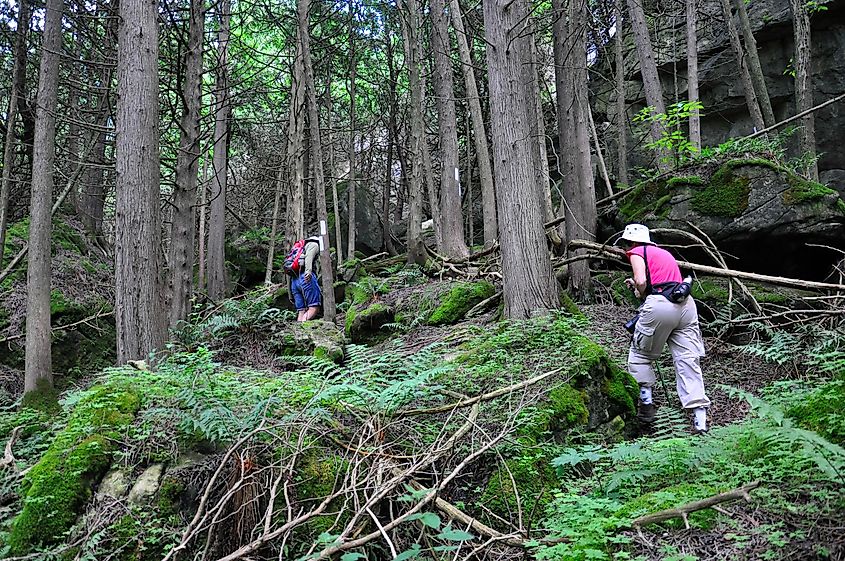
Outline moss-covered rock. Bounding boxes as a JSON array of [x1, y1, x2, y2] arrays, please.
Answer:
[[345, 303, 395, 343], [271, 320, 346, 363], [427, 281, 495, 325], [8, 381, 141, 553], [690, 163, 750, 217], [293, 449, 351, 540], [787, 379, 845, 445], [479, 456, 557, 522], [783, 176, 839, 206], [615, 482, 721, 529]]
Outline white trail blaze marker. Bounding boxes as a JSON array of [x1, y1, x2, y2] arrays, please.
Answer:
[[319, 220, 327, 251]]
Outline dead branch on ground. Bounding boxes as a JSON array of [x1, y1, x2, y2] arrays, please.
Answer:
[[631, 481, 760, 529]]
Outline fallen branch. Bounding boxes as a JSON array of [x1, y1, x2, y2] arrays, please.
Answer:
[[0, 309, 114, 345], [400, 367, 565, 417], [631, 481, 760, 529], [0, 426, 22, 471], [465, 290, 502, 318], [568, 240, 845, 292], [360, 251, 388, 263]]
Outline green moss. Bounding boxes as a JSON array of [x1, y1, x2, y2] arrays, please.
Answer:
[[691, 278, 730, 303], [559, 292, 586, 320], [691, 163, 751, 217], [615, 483, 721, 529], [157, 478, 185, 519], [345, 303, 394, 343], [667, 175, 704, 188], [782, 176, 837, 205], [295, 450, 350, 538], [427, 281, 495, 325], [837, 198, 845, 215], [8, 382, 141, 553], [344, 306, 357, 338], [20, 379, 61, 414], [618, 180, 670, 221], [604, 365, 638, 415], [479, 457, 557, 520], [787, 379, 845, 444]]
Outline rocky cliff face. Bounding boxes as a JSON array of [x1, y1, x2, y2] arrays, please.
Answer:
[[592, 0, 845, 194]]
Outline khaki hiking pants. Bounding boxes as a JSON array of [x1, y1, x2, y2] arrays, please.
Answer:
[[628, 295, 711, 410]]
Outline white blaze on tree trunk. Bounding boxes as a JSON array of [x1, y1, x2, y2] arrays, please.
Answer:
[[789, 0, 818, 181], [207, 0, 232, 302], [431, 0, 469, 259], [483, 0, 559, 318], [24, 0, 61, 394], [115, 0, 165, 362]]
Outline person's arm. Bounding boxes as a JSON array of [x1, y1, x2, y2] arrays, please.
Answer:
[[626, 254, 649, 299], [303, 241, 319, 278]]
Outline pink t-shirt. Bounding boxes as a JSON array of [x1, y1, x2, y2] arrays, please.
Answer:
[[626, 245, 682, 285]]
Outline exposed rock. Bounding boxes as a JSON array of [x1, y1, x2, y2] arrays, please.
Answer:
[[97, 469, 131, 499], [128, 463, 165, 504], [610, 159, 845, 276], [820, 169, 845, 200], [271, 320, 346, 363], [426, 281, 495, 325], [225, 232, 268, 291], [345, 303, 395, 343]]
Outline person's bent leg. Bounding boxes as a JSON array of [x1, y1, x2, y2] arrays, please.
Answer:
[[301, 273, 323, 321], [304, 306, 320, 320], [291, 274, 308, 322], [629, 296, 678, 425], [668, 297, 711, 431]]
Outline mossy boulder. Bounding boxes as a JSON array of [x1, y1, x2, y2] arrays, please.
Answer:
[[293, 449, 351, 542], [345, 303, 395, 343], [787, 379, 845, 445], [427, 281, 495, 325], [615, 482, 721, 529], [610, 159, 845, 276], [271, 320, 346, 363], [225, 231, 269, 292], [479, 456, 557, 523], [8, 380, 141, 553]]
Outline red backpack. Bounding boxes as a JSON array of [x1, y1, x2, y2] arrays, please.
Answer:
[[282, 239, 313, 276]]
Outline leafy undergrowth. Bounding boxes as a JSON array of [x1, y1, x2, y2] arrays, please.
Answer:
[[0, 262, 843, 560]]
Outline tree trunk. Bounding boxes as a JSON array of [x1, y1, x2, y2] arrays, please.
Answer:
[[298, 0, 337, 322], [719, 0, 765, 132], [206, 0, 231, 302], [0, 0, 31, 271], [265, 164, 284, 284], [421, 109, 443, 250], [451, 0, 497, 247], [484, 0, 559, 318], [613, 0, 629, 186], [589, 109, 613, 197], [465, 111, 473, 245], [286, 46, 306, 247], [168, 0, 205, 329], [789, 0, 818, 181], [383, 24, 398, 255], [400, 0, 427, 265], [24, 0, 61, 395], [198, 156, 208, 292], [115, 0, 165, 362], [686, 0, 701, 151], [346, 8, 357, 262], [325, 67, 343, 263], [431, 0, 469, 259], [732, 0, 775, 127], [626, 0, 670, 170]]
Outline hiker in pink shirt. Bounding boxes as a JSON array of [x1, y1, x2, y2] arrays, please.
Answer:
[[619, 224, 711, 434]]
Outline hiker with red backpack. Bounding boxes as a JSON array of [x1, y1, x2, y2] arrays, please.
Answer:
[[283, 236, 323, 321]]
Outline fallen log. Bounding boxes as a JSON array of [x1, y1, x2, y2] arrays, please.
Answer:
[[631, 481, 760, 529], [568, 240, 845, 292]]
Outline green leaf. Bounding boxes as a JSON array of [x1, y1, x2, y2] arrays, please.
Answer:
[[436, 528, 475, 541], [340, 554, 365, 561], [406, 512, 442, 529], [394, 545, 422, 561]]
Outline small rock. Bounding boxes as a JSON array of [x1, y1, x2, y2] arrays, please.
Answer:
[[128, 463, 164, 505], [97, 468, 130, 499]]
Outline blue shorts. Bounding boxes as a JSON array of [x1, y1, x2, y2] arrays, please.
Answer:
[[291, 272, 322, 310]]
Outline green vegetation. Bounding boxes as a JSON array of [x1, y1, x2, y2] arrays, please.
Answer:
[[786, 379, 845, 445], [480, 456, 557, 519], [782, 175, 838, 205], [690, 161, 751, 217], [427, 281, 494, 325], [8, 381, 141, 553]]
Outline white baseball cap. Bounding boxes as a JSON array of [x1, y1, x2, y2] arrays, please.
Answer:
[[619, 223, 652, 244]]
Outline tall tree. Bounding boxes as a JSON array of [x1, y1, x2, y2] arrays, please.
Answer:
[[626, 0, 670, 170], [450, 0, 497, 246], [686, 0, 701, 151], [431, 0, 469, 259], [789, 0, 818, 181], [484, 0, 559, 318], [115, 0, 165, 362], [719, 0, 765, 132], [24, 0, 61, 395], [346, 3, 358, 262], [206, 0, 232, 301], [399, 0, 426, 265], [732, 0, 775, 127], [286, 48, 306, 247], [298, 0, 337, 321], [168, 0, 205, 328], [613, 0, 629, 186], [0, 0, 31, 271]]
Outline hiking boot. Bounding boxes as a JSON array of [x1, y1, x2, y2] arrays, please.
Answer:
[[692, 407, 708, 434], [637, 402, 657, 425]]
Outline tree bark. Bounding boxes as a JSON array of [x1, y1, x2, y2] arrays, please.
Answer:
[[732, 0, 775, 127], [206, 0, 232, 301], [484, 0, 559, 318], [789, 0, 818, 181], [400, 0, 427, 265], [589, 109, 613, 197], [198, 156, 208, 292], [527, 34, 556, 232], [450, 0, 497, 247], [0, 0, 31, 272], [626, 0, 670, 170], [325, 67, 343, 263], [719, 0, 765, 132], [298, 0, 337, 321], [286, 46, 306, 247], [613, 0, 629, 186], [686, 0, 701, 151], [431, 0, 469, 259], [169, 0, 205, 329], [265, 164, 285, 284], [24, 0, 62, 394], [115, 0, 165, 362], [346, 7, 357, 262]]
